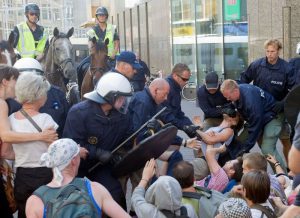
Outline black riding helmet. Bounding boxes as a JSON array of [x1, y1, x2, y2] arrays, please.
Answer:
[[95, 7, 108, 18], [25, 3, 40, 20]]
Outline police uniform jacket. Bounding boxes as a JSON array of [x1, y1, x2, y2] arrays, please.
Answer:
[[197, 85, 229, 119], [129, 87, 183, 145], [40, 85, 69, 138], [289, 57, 300, 86], [63, 99, 132, 196], [162, 75, 192, 130], [240, 57, 295, 101], [235, 84, 276, 154]]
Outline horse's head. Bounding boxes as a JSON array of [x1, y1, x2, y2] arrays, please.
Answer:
[[50, 27, 76, 82], [0, 32, 17, 66], [88, 37, 109, 84], [80, 38, 109, 98]]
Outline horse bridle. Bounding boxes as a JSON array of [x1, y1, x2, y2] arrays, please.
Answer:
[[51, 36, 74, 72], [58, 58, 73, 72], [89, 66, 107, 76]]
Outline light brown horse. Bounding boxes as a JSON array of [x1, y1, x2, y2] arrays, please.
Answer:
[[0, 32, 17, 66], [80, 37, 109, 98]]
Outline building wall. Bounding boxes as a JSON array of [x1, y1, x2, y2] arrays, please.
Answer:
[[247, 0, 300, 61], [108, 0, 172, 75]]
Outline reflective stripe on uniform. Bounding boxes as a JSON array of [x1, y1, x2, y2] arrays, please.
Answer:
[[17, 22, 47, 58]]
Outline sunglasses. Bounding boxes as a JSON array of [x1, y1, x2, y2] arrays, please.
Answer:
[[176, 74, 189, 82], [29, 13, 38, 16]]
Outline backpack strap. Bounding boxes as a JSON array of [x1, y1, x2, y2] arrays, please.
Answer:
[[180, 206, 188, 216], [84, 177, 101, 216], [160, 206, 188, 218], [251, 204, 276, 218], [182, 191, 203, 200]]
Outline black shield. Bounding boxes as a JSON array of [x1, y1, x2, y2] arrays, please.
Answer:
[[284, 84, 300, 128], [112, 125, 178, 177]]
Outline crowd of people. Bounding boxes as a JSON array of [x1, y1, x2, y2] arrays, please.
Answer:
[[0, 2, 300, 218]]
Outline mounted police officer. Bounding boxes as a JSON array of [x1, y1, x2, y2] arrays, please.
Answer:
[[12, 3, 48, 60], [63, 72, 133, 210], [87, 6, 119, 67], [240, 39, 295, 168]]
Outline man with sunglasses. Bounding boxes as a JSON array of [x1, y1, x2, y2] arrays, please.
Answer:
[[197, 71, 230, 131], [162, 63, 200, 139], [12, 3, 48, 60]]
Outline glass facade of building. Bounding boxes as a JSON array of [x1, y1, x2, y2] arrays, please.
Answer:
[[171, 0, 248, 84]]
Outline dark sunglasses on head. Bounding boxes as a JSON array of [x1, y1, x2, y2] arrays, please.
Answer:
[[177, 74, 189, 82]]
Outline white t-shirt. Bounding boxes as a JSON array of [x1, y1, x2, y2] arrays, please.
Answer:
[[201, 126, 233, 159], [9, 113, 58, 168], [250, 201, 274, 218]]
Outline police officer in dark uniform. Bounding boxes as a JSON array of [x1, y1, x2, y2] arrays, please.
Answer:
[[111, 51, 142, 79], [221, 80, 285, 169], [130, 53, 150, 92], [63, 72, 133, 210], [288, 42, 300, 86], [240, 39, 294, 167], [13, 58, 69, 138], [162, 63, 199, 138], [197, 71, 229, 131]]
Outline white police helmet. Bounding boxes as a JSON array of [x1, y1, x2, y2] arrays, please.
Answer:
[[296, 42, 300, 55], [13, 58, 44, 74], [84, 72, 132, 114]]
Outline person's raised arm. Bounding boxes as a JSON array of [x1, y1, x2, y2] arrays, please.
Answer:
[[205, 144, 226, 174]]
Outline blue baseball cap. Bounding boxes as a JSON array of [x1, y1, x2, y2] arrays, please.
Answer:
[[116, 51, 142, 69]]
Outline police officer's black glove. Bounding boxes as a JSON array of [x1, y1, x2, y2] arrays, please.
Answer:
[[272, 100, 284, 114], [85, 144, 112, 164], [94, 148, 112, 165], [183, 125, 200, 138], [110, 154, 123, 166], [147, 119, 163, 132]]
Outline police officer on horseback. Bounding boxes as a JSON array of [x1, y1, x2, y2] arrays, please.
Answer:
[[87, 6, 119, 67], [12, 3, 48, 60]]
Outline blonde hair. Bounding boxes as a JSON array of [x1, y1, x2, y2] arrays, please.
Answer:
[[220, 79, 238, 94], [264, 39, 282, 50], [15, 72, 50, 104]]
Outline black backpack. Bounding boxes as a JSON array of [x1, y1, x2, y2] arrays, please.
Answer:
[[160, 206, 189, 218]]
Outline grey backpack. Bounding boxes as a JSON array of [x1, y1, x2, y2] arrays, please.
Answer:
[[182, 186, 227, 218]]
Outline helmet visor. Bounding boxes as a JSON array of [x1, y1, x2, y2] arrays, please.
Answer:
[[113, 95, 131, 114]]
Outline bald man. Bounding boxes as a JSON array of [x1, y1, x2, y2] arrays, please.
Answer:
[[129, 78, 170, 134]]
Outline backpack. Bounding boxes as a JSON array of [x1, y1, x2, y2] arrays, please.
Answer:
[[251, 204, 276, 218], [34, 177, 101, 218], [160, 206, 189, 218], [182, 186, 228, 218]]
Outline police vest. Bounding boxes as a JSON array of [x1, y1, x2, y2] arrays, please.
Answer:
[[16, 22, 47, 58], [86, 23, 118, 57]]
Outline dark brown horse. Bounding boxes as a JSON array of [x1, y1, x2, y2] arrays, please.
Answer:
[[42, 27, 77, 93], [0, 32, 17, 66], [80, 37, 109, 98]]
